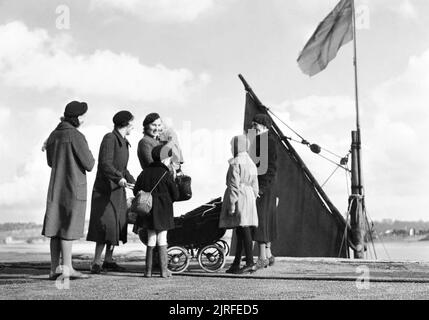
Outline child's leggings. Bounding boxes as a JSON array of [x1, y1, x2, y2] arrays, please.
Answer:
[[147, 229, 167, 246]]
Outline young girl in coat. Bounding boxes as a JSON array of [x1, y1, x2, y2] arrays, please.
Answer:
[[219, 135, 259, 274], [133, 145, 179, 278]]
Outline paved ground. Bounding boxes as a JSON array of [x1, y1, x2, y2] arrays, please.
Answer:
[[1, 254, 429, 300]]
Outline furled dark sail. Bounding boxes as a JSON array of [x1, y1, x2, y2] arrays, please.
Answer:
[[244, 92, 348, 257]]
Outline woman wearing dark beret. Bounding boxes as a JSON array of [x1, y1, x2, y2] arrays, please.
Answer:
[[248, 113, 278, 272], [137, 112, 162, 169], [87, 110, 136, 273], [42, 101, 95, 280]]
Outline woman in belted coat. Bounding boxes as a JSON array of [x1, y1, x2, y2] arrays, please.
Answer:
[[87, 111, 136, 273], [219, 135, 259, 274]]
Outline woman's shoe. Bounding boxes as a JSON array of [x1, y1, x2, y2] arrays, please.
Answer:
[[102, 261, 126, 272], [225, 264, 241, 274], [48, 272, 62, 280], [90, 263, 103, 274], [238, 263, 255, 274], [251, 259, 269, 272], [63, 271, 90, 280], [268, 255, 275, 267]]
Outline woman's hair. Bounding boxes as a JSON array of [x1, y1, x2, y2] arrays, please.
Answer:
[[60, 116, 80, 128], [143, 113, 161, 135], [114, 115, 134, 130], [231, 135, 250, 157]]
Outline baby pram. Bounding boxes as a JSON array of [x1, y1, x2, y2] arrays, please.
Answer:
[[138, 198, 229, 273]]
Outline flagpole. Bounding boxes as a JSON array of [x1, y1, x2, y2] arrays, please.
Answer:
[[350, 0, 365, 259], [351, 0, 361, 133]]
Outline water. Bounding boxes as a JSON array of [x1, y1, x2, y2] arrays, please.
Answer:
[[1, 240, 429, 262], [368, 241, 429, 262]]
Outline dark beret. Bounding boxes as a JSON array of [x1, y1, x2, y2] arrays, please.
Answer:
[[113, 110, 134, 127], [152, 145, 173, 162], [143, 112, 161, 127], [252, 113, 272, 129], [64, 101, 88, 117]]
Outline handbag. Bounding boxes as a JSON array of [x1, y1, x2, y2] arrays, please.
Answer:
[[129, 171, 168, 221], [126, 196, 138, 224], [175, 174, 192, 201]]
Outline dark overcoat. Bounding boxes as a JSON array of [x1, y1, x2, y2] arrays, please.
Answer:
[[133, 162, 179, 231], [87, 130, 135, 245], [250, 131, 278, 243], [42, 121, 95, 240]]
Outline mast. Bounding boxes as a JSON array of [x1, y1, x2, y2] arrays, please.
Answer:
[[349, 0, 366, 259], [238, 74, 348, 230]]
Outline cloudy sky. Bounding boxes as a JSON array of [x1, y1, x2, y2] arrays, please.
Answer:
[[0, 0, 428, 223]]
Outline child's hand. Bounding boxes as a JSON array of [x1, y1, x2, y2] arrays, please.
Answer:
[[41, 139, 48, 152], [228, 209, 235, 215]]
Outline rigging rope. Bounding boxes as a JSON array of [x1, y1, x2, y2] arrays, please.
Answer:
[[267, 108, 346, 160], [321, 165, 341, 188], [283, 135, 351, 172]]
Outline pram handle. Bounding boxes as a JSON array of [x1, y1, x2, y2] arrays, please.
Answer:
[[201, 201, 222, 216]]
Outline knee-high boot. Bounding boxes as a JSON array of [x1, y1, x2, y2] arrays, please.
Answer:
[[158, 245, 171, 278], [145, 246, 154, 277]]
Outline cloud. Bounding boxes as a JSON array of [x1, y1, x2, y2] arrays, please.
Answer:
[[90, 0, 217, 23], [394, 0, 419, 20], [367, 49, 429, 204], [0, 21, 210, 104]]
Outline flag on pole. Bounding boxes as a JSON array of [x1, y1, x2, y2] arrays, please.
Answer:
[[297, 0, 353, 76]]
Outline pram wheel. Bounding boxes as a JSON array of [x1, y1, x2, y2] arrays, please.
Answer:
[[167, 246, 190, 273], [216, 240, 230, 256], [197, 244, 226, 272]]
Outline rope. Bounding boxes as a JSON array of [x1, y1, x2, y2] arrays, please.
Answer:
[[283, 135, 350, 172], [365, 216, 378, 260], [338, 198, 356, 258], [366, 211, 391, 260], [321, 165, 341, 188], [267, 108, 345, 160]]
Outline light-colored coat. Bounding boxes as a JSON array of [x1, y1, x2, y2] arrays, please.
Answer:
[[219, 152, 259, 229]]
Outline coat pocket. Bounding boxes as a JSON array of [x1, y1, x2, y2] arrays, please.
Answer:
[[76, 182, 87, 201]]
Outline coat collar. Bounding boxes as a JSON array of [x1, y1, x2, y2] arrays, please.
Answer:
[[229, 152, 249, 165], [143, 134, 160, 144], [56, 121, 76, 131], [149, 161, 170, 171], [112, 129, 131, 148]]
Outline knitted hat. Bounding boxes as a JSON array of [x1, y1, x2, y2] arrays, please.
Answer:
[[64, 101, 88, 117], [113, 110, 134, 127], [152, 145, 173, 162], [143, 112, 161, 127], [252, 113, 272, 129]]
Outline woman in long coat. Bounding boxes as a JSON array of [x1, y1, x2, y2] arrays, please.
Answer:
[[42, 101, 95, 280], [249, 114, 278, 271], [133, 145, 179, 277], [87, 111, 135, 273], [219, 135, 259, 274], [137, 113, 162, 169]]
